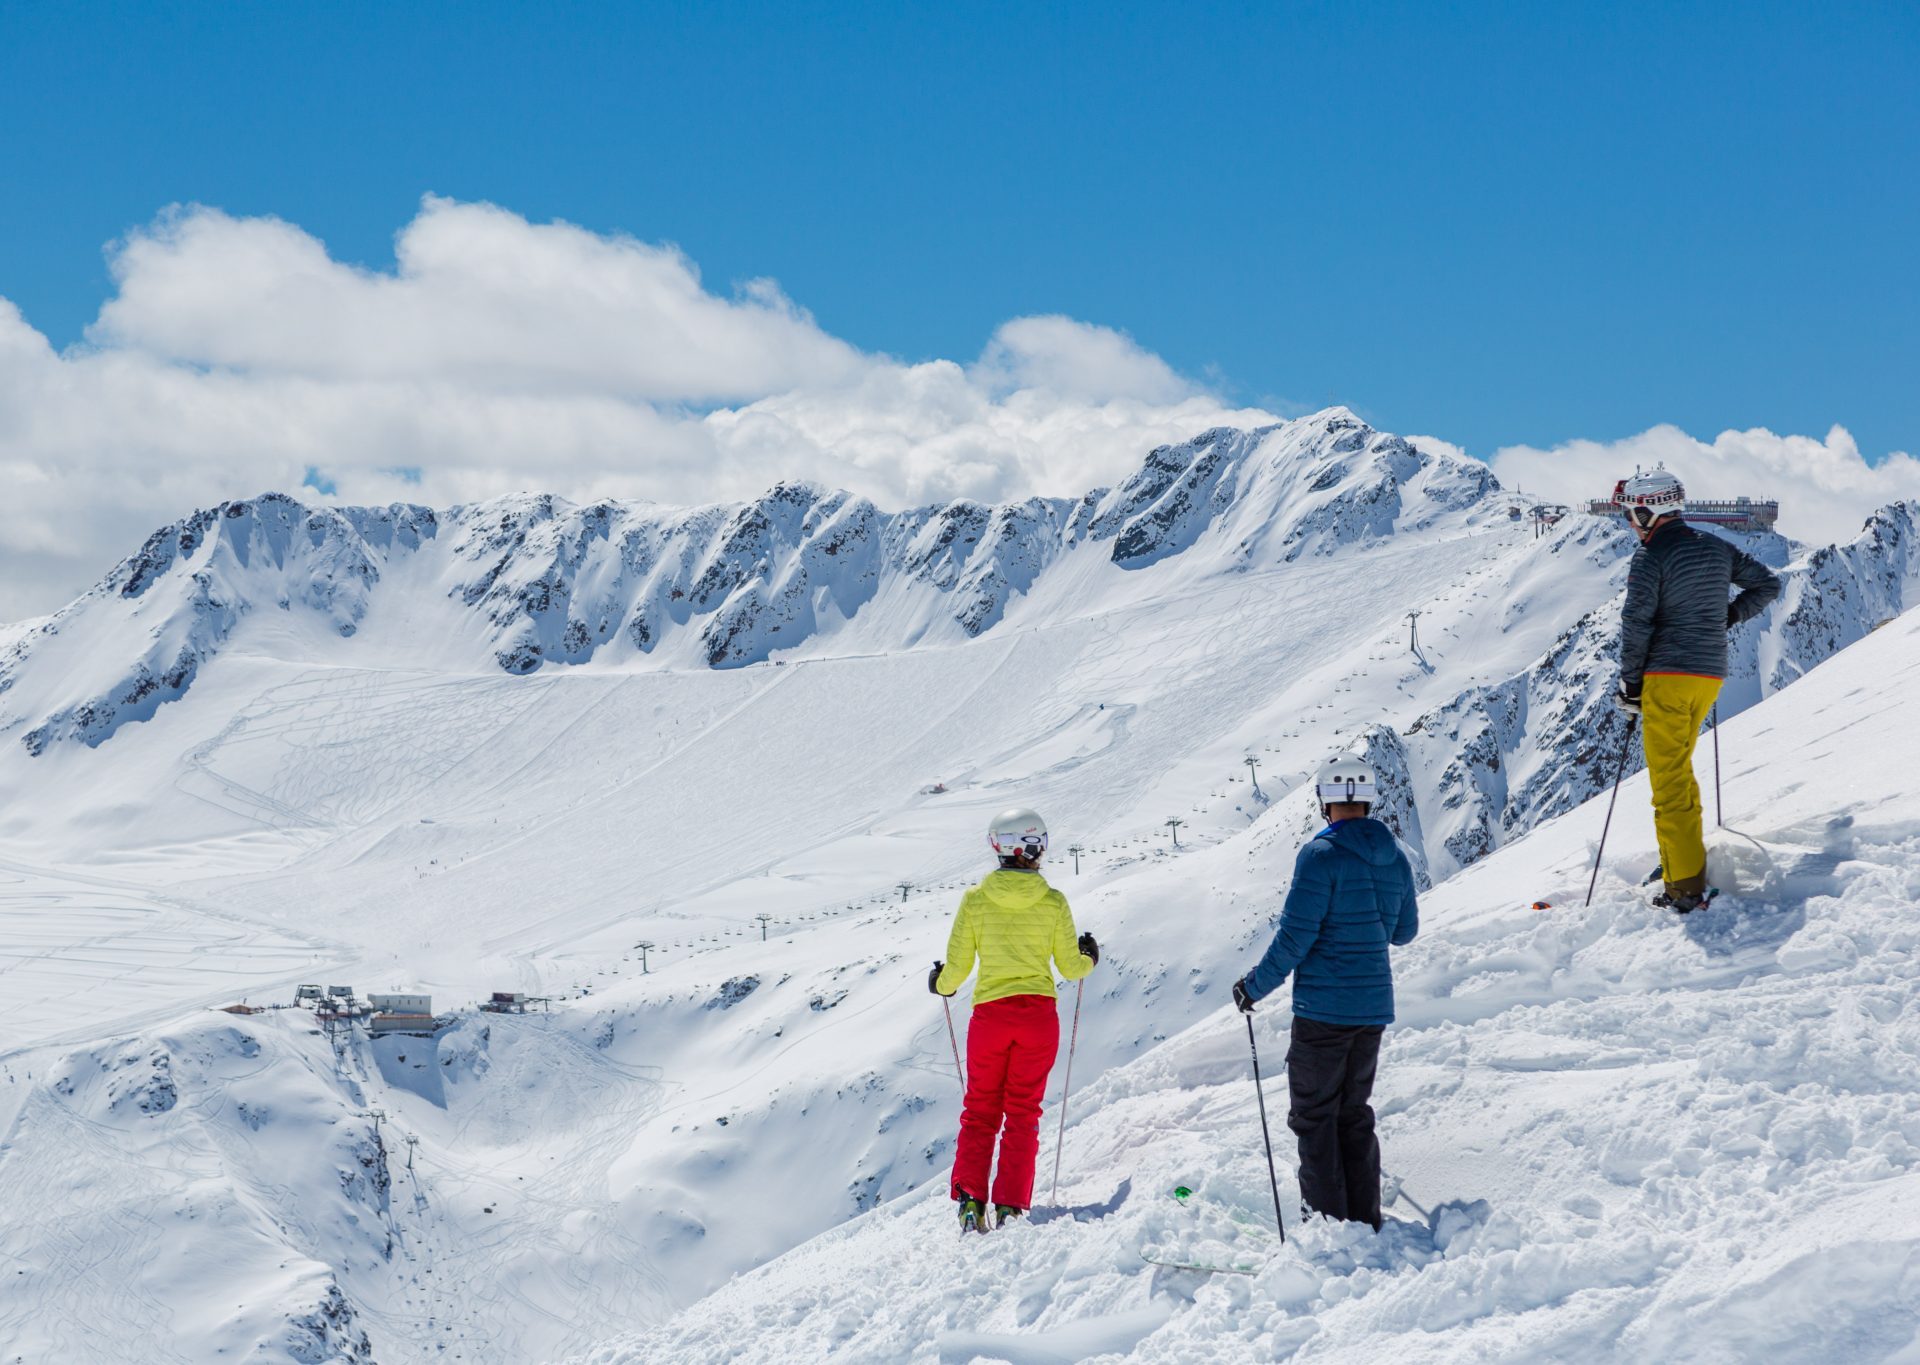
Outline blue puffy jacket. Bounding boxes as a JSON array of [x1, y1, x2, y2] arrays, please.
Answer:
[[1243, 818, 1419, 1026]]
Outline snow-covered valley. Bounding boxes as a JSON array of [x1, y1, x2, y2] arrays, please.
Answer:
[[2, 408, 1918, 1362]]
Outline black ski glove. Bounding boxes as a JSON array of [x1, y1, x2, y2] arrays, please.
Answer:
[[928, 961, 953, 997], [1077, 932, 1099, 967], [1232, 978, 1255, 1013], [1614, 681, 1642, 715]]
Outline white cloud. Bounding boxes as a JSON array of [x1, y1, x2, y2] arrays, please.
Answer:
[[0, 198, 1273, 619], [971, 315, 1192, 405], [3, 195, 1913, 622], [1488, 425, 1920, 547], [91, 198, 868, 402]]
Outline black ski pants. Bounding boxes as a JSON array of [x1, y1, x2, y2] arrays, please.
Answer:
[[1285, 1015, 1384, 1229]]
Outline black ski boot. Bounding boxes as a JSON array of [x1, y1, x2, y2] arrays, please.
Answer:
[[1653, 887, 1716, 914], [957, 1195, 989, 1235], [994, 1204, 1025, 1228]]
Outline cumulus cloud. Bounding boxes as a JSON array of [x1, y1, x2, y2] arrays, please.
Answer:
[[1488, 425, 1920, 547], [972, 315, 1192, 405], [4, 195, 1912, 622], [0, 198, 1275, 618], [91, 198, 868, 401]]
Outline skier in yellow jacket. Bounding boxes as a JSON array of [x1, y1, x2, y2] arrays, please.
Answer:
[[929, 806, 1097, 1233]]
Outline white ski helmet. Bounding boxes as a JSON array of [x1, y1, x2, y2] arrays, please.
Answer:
[[988, 807, 1049, 860], [1315, 758, 1377, 810], [1618, 467, 1685, 527]]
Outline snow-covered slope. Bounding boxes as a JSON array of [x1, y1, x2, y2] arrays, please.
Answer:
[[3, 411, 1918, 1362], [569, 563, 1920, 1365]]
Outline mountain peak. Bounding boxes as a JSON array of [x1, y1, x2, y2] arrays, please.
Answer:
[[3, 418, 1513, 752]]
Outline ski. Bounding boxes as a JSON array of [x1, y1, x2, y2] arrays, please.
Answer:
[[1148, 1186, 1280, 1273]]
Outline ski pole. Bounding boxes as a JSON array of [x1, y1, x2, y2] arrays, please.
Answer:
[[1245, 1012, 1287, 1243], [1049, 978, 1084, 1206], [941, 994, 965, 1092], [1585, 717, 1639, 908], [1711, 703, 1723, 828]]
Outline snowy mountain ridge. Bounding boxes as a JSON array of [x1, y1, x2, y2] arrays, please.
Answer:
[[0, 409, 1500, 755], [5, 409, 1916, 893]]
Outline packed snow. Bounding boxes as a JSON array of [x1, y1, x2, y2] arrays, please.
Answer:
[[1, 409, 1916, 1362]]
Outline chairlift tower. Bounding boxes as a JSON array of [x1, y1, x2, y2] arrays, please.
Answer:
[[635, 941, 654, 974], [1068, 843, 1085, 875], [755, 914, 771, 941], [1165, 817, 1185, 847], [896, 881, 913, 903], [1244, 756, 1262, 797]]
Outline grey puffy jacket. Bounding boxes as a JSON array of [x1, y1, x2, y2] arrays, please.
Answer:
[[1620, 521, 1781, 691]]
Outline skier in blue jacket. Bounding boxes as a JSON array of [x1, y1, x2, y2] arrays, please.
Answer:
[[1233, 758, 1419, 1230]]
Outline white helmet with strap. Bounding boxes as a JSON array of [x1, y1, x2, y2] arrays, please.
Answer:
[[988, 807, 1048, 860], [1316, 758, 1376, 811], [1618, 467, 1685, 527]]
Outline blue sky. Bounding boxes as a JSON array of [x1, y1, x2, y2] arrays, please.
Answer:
[[2, 1, 1919, 620], [3, 0, 1915, 459]]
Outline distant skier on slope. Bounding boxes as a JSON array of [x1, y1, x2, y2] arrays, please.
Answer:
[[1231, 759, 1418, 1231], [1613, 468, 1781, 912], [929, 807, 1098, 1234]]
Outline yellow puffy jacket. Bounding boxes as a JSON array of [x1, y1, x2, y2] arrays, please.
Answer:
[[935, 868, 1094, 1006]]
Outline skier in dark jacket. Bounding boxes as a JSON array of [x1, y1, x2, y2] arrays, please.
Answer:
[[1613, 467, 1781, 911], [1232, 758, 1419, 1230]]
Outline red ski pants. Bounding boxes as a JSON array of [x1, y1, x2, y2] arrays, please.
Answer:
[[950, 994, 1060, 1209]]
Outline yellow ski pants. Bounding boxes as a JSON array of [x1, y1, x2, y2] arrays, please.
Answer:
[[1641, 673, 1722, 892]]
